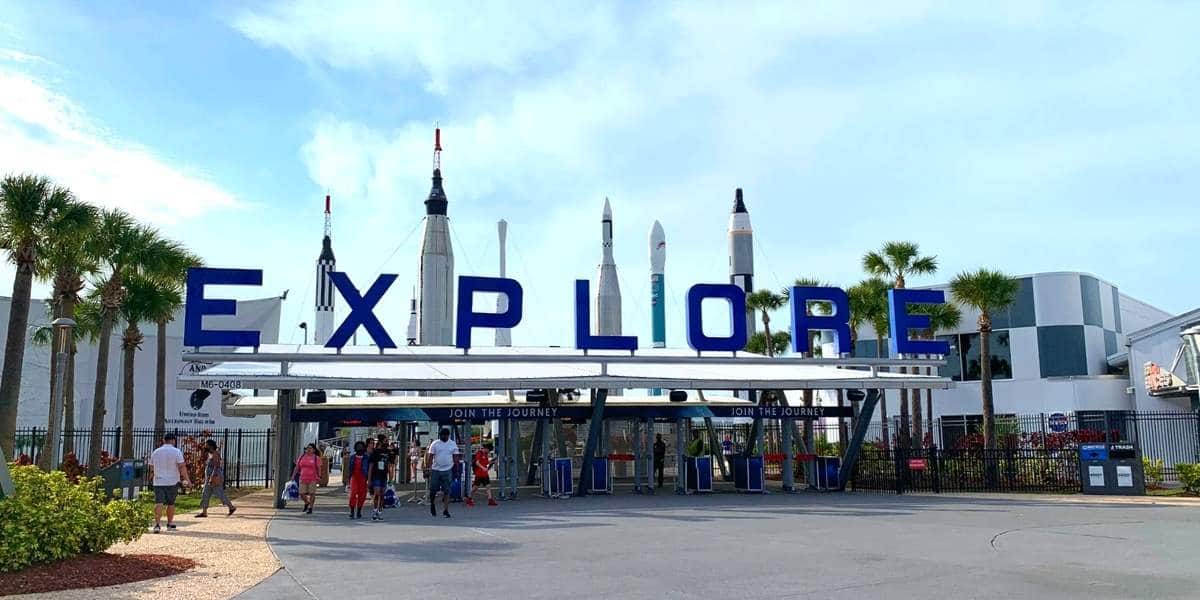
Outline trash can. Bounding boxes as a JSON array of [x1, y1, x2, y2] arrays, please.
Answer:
[[815, 456, 841, 490], [100, 459, 147, 500], [733, 456, 764, 493], [1080, 443, 1145, 495]]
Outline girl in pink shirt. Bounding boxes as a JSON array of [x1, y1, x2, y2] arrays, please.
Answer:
[[291, 443, 322, 514]]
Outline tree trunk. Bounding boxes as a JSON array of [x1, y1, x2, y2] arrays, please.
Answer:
[[154, 319, 167, 438], [0, 251, 35, 458], [63, 344, 77, 456], [120, 322, 138, 458], [88, 302, 118, 475], [980, 323, 996, 451], [761, 312, 773, 357]]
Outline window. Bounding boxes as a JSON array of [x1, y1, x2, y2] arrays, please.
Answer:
[[951, 331, 1013, 381], [1080, 276, 1103, 327], [991, 277, 1035, 329], [1037, 325, 1088, 377], [937, 334, 962, 381]]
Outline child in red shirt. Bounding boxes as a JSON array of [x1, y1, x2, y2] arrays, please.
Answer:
[[465, 442, 497, 507]]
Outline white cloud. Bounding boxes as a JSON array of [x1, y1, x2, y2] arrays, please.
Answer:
[[0, 68, 240, 225]]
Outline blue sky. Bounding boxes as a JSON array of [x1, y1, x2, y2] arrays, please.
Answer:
[[1, 1, 1197, 347]]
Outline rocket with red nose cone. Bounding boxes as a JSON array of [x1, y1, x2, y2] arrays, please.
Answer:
[[418, 128, 455, 345]]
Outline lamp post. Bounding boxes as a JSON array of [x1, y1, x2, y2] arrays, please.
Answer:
[[299, 322, 308, 345], [43, 318, 75, 470]]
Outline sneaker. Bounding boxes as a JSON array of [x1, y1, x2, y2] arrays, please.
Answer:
[[349, 511, 356, 519], [465, 497, 475, 507], [228, 507, 237, 516], [306, 507, 313, 514], [196, 513, 208, 518], [372, 511, 379, 521], [152, 524, 161, 534], [488, 498, 498, 506], [166, 523, 177, 531], [443, 510, 451, 518]]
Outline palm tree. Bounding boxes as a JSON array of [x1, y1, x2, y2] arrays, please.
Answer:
[[85, 211, 193, 472], [32, 201, 99, 468], [146, 253, 200, 438], [949, 269, 1018, 458], [848, 277, 891, 446], [0, 175, 88, 457], [64, 298, 102, 457], [910, 301, 962, 448], [863, 241, 937, 449], [746, 331, 790, 356], [744, 289, 787, 357]]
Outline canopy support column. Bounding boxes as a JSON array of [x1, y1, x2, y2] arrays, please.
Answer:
[[575, 388, 608, 497], [838, 389, 880, 491], [781, 416, 795, 492], [273, 389, 297, 509], [632, 418, 643, 493], [643, 417, 656, 494]]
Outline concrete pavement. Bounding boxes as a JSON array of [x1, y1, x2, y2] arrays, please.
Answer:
[[240, 488, 1200, 600]]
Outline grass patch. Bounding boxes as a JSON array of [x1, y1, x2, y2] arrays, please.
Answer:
[[170, 486, 262, 513], [1147, 487, 1196, 497]]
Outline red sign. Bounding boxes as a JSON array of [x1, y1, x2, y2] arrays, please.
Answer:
[[908, 459, 928, 471]]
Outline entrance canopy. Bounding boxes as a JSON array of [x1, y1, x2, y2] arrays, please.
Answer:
[[177, 345, 951, 392]]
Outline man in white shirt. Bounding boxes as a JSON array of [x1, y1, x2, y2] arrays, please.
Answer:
[[424, 427, 460, 518], [149, 432, 191, 533]]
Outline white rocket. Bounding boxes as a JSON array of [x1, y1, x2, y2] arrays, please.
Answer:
[[406, 288, 417, 346], [594, 198, 622, 337], [649, 221, 666, 349], [418, 128, 455, 346], [495, 219, 512, 347], [314, 194, 335, 345], [729, 188, 756, 339]]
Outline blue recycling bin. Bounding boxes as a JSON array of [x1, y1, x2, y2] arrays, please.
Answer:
[[733, 456, 764, 493], [544, 457, 573, 497], [816, 456, 841, 490], [685, 456, 713, 493], [589, 457, 612, 494]]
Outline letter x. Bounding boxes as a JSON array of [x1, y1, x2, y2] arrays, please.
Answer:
[[325, 272, 398, 349]]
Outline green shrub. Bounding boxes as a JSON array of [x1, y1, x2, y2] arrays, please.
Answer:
[[1142, 458, 1164, 489], [1176, 463, 1200, 495], [0, 465, 153, 572]]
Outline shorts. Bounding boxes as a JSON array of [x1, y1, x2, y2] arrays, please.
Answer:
[[299, 481, 318, 495], [428, 469, 453, 495], [473, 474, 490, 487], [370, 478, 387, 490], [153, 484, 178, 506]]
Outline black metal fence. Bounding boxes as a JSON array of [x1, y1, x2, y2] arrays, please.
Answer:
[[840, 410, 1200, 483], [850, 445, 1082, 494], [14, 427, 274, 488]]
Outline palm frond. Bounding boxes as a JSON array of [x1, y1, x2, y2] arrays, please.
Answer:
[[862, 251, 891, 278], [949, 269, 1019, 316], [745, 289, 786, 313]]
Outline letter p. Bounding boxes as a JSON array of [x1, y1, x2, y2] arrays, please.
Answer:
[[456, 276, 523, 349]]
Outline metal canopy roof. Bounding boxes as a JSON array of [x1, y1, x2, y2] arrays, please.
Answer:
[[178, 345, 951, 392]]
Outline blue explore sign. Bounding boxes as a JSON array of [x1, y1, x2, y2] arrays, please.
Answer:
[[183, 268, 949, 356]]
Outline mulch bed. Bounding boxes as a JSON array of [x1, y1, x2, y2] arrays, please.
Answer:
[[0, 553, 196, 596]]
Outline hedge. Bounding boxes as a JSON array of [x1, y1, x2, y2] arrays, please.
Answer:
[[0, 465, 153, 572]]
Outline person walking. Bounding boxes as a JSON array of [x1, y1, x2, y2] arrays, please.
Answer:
[[653, 433, 666, 489], [368, 434, 391, 520], [408, 438, 422, 482], [425, 427, 460, 518], [465, 441, 497, 507], [291, 443, 321, 514], [197, 439, 236, 517], [347, 440, 370, 519], [149, 432, 191, 533], [685, 430, 705, 493]]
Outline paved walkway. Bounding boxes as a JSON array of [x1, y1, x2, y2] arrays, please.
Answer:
[[243, 488, 1200, 600], [15, 488, 280, 600]]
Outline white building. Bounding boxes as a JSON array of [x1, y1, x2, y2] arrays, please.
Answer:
[[2, 295, 281, 433], [856, 271, 1191, 429]]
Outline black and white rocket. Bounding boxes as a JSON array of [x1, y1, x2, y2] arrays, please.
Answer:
[[314, 194, 335, 345], [728, 188, 755, 338], [418, 128, 455, 346], [594, 198, 622, 336], [495, 219, 512, 347], [406, 288, 417, 346]]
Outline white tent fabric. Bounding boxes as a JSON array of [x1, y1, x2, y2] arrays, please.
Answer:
[[178, 345, 951, 391]]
